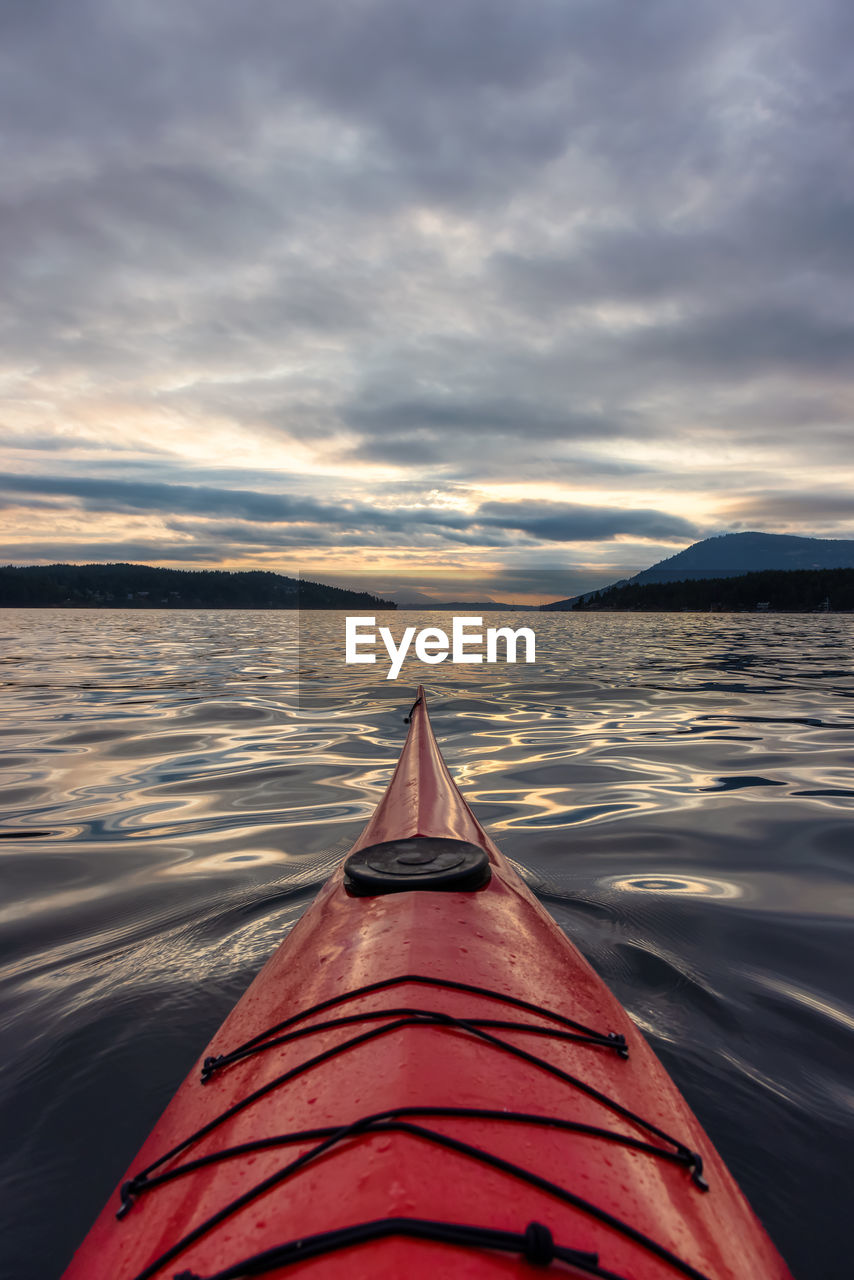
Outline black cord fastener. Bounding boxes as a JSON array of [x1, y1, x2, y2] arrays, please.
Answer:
[[403, 693, 423, 723], [171, 1218, 631, 1280], [524, 1220, 556, 1266]]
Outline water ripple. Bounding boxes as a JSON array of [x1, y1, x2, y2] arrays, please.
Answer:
[[0, 608, 852, 1279]]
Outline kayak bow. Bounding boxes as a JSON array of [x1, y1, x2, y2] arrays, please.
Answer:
[[63, 688, 793, 1279]]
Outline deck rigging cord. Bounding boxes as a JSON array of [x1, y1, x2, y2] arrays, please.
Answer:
[[403, 692, 423, 722], [117, 976, 711, 1280], [200, 970, 628, 1078], [173, 1216, 631, 1279]]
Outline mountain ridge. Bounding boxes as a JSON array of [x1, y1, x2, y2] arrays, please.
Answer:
[[544, 532, 854, 610]]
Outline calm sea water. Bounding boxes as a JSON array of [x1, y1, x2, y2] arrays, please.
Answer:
[[1, 608, 853, 1279]]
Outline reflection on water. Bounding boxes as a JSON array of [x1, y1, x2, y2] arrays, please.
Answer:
[[607, 873, 744, 899], [0, 608, 853, 1278]]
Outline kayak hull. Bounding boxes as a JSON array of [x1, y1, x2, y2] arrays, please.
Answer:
[[62, 691, 793, 1280]]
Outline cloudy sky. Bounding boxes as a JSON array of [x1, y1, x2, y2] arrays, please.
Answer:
[[2, 0, 853, 600]]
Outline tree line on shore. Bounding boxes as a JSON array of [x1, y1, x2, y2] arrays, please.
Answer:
[[0, 564, 396, 610], [567, 567, 854, 612]]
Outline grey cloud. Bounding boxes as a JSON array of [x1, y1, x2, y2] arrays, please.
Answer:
[[0, 494, 66, 511], [2, 0, 853, 554], [347, 427, 658, 483], [347, 432, 453, 469], [0, 475, 346, 524], [721, 493, 854, 526], [344, 395, 633, 446], [493, 194, 854, 325], [1, 473, 699, 548], [0, 2, 724, 170], [0, 432, 94, 452], [0, 428, 171, 456], [493, 227, 730, 314], [0, 473, 483, 535], [165, 519, 525, 552], [0, 542, 229, 565], [476, 502, 700, 543], [628, 304, 854, 379]]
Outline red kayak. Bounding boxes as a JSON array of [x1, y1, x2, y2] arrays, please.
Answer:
[[63, 688, 794, 1279]]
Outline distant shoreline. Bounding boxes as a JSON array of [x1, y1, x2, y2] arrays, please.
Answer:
[[552, 567, 854, 613], [0, 563, 396, 610], [4, 562, 854, 614]]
